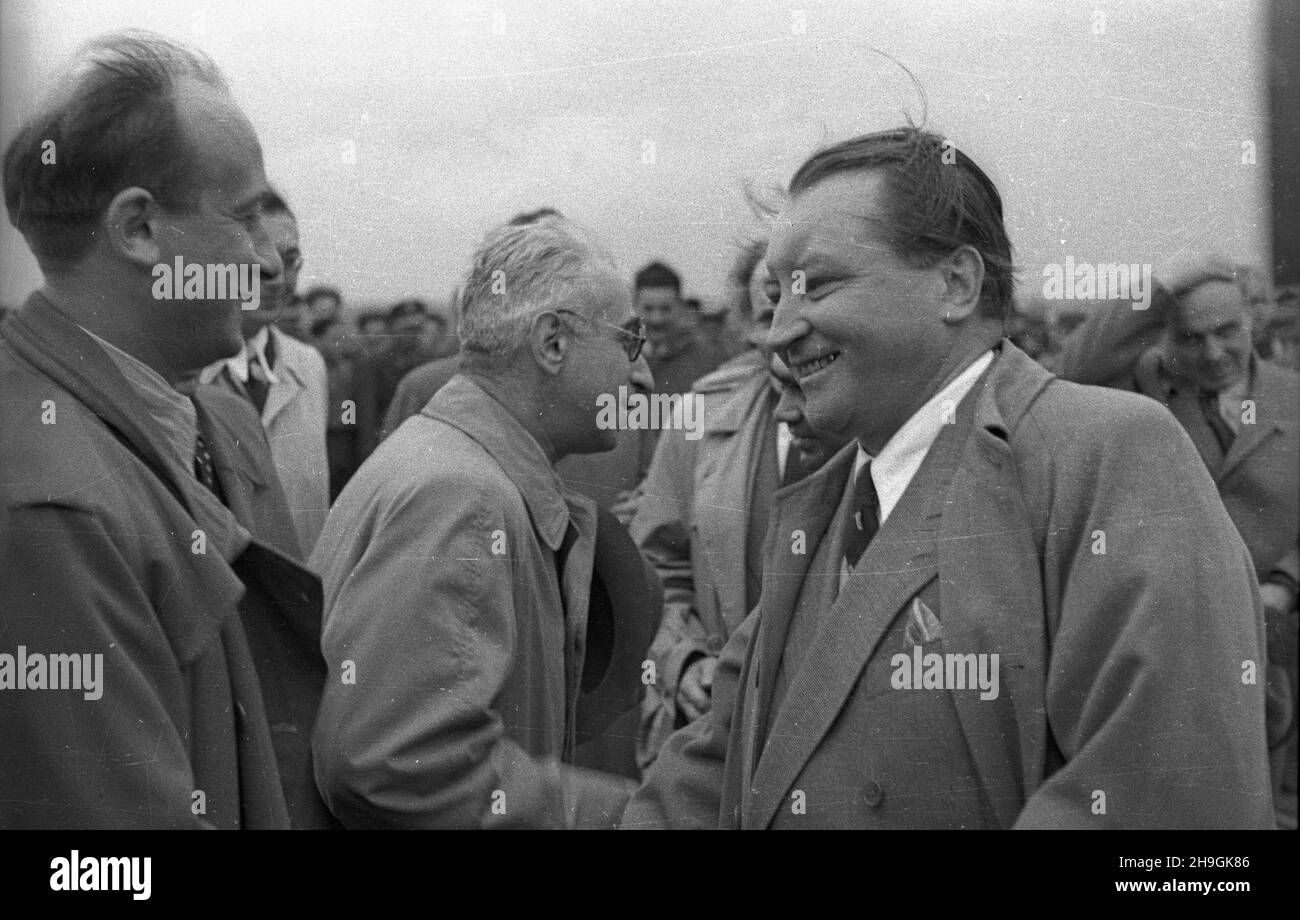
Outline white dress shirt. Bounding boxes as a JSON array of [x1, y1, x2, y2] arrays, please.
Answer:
[[840, 350, 995, 587], [206, 325, 280, 392]]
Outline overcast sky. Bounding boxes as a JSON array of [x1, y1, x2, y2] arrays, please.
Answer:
[[0, 0, 1270, 315]]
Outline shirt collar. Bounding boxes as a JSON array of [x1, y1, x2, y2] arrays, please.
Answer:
[[199, 325, 279, 386], [855, 349, 995, 524], [80, 327, 199, 478], [423, 374, 574, 550]]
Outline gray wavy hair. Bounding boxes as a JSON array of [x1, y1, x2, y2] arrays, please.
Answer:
[[458, 214, 616, 372]]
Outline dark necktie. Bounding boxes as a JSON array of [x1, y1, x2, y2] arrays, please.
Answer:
[[1199, 390, 1236, 453], [193, 432, 226, 502], [245, 332, 276, 414], [842, 462, 879, 571]]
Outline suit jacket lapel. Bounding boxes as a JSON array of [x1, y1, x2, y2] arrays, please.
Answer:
[[745, 359, 993, 829], [746, 454, 950, 828], [744, 444, 854, 795]]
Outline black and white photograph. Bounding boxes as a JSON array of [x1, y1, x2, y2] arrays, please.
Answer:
[[0, 0, 1295, 896]]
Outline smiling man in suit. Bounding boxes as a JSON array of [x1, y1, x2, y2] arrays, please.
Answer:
[[622, 127, 1273, 829]]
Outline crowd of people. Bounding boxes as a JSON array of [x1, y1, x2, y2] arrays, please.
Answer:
[[1, 31, 1296, 830]]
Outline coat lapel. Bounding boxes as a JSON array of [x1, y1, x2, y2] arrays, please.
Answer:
[[1, 294, 251, 663], [743, 347, 1033, 830], [261, 340, 306, 428], [743, 444, 855, 794], [745, 436, 954, 828], [1216, 363, 1291, 484]]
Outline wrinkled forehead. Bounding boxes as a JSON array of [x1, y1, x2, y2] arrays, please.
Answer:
[[768, 172, 893, 273], [1171, 279, 1249, 332]]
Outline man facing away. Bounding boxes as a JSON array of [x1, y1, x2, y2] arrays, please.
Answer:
[[0, 31, 321, 828], [198, 190, 331, 556], [312, 215, 654, 828], [623, 127, 1273, 829]]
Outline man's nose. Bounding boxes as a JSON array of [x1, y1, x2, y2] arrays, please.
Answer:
[[1203, 336, 1226, 362], [766, 299, 809, 354], [250, 228, 283, 281], [628, 354, 654, 392]]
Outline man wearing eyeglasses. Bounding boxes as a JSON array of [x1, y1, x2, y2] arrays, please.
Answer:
[[197, 191, 330, 555], [311, 214, 656, 827]]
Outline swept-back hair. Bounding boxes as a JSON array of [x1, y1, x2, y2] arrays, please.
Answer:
[[788, 126, 1015, 319], [3, 30, 228, 271]]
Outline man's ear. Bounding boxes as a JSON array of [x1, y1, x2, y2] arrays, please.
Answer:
[[530, 311, 570, 376], [939, 245, 985, 326], [103, 186, 163, 267]]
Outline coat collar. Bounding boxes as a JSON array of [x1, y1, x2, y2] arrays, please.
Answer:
[[2, 292, 252, 561], [424, 373, 573, 551], [2, 292, 255, 668], [1132, 346, 1293, 482]]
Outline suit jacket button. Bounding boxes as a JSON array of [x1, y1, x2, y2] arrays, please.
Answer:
[[862, 781, 885, 808], [706, 634, 725, 654]]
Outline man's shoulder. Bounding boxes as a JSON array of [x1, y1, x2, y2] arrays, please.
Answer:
[[274, 329, 326, 376], [0, 347, 121, 507], [691, 350, 764, 396], [357, 412, 521, 506], [398, 356, 461, 397], [0, 358, 186, 539], [1016, 374, 1183, 448]]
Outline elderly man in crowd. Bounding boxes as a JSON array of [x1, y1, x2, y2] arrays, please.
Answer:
[[312, 214, 655, 828], [1058, 257, 1299, 828], [630, 236, 850, 768], [0, 31, 325, 828], [624, 127, 1273, 829]]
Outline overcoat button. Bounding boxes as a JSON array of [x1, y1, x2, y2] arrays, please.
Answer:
[[862, 781, 885, 808]]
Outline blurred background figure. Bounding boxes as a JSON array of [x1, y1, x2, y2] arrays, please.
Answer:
[[275, 293, 309, 341], [357, 310, 388, 338], [635, 261, 728, 399], [1058, 255, 1298, 828], [305, 284, 343, 328], [314, 315, 383, 499], [197, 190, 331, 555], [696, 296, 747, 362], [1262, 284, 1300, 371]]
